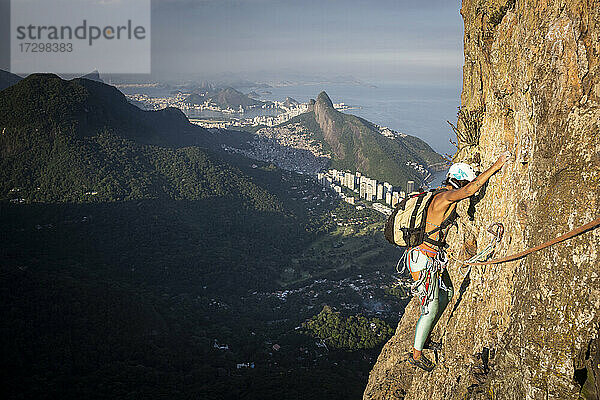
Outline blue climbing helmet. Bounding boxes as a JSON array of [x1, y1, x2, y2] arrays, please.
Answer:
[[445, 163, 477, 189]]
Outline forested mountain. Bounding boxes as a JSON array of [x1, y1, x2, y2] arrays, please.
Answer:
[[0, 73, 212, 147], [281, 91, 446, 189], [0, 74, 262, 203], [0, 72, 315, 303]]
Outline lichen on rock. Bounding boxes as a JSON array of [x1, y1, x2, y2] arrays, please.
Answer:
[[364, 1, 600, 399]]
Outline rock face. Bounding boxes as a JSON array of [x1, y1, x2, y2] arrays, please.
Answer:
[[314, 91, 347, 160], [364, 1, 600, 399]]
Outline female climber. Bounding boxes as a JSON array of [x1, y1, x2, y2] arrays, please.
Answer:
[[407, 152, 510, 372]]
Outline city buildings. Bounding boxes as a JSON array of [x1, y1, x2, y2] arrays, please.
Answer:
[[392, 192, 400, 207], [125, 92, 310, 129], [317, 169, 420, 213], [376, 184, 384, 200]]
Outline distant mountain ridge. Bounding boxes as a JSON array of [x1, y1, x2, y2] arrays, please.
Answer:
[[186, 87, 265, 109], [283, 96, 300, 108], [81, 70, 104, 83], [282, 91, 446, 189]]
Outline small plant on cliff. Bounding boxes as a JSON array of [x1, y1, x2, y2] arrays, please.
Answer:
[[448, 106, 485, 148]]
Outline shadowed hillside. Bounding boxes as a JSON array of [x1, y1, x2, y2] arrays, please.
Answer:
[[0, 73, 403, 399]]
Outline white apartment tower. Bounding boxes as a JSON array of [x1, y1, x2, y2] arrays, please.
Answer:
[[377, 184, 384, 200], [385, 191, 392, 205], [407, 180, 415, 194], [392, 192, 400, 207]]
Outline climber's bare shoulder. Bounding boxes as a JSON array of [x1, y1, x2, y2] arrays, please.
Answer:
[[427, 192, 458, 225], [433, 187, 470, 208]]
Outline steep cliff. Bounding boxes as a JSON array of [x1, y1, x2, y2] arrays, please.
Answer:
[[364, 1, 600, 399]]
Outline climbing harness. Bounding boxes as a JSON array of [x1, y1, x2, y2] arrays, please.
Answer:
[[397, 247, 449, 314], [396, 245, 444, 274], [393, 214, 600, 309], [457, 217, 600, 266]]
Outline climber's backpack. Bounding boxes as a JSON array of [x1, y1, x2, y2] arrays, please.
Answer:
[[384, 188, 454, 248]]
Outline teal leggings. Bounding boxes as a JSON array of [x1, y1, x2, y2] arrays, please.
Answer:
[[413, 268, 454, 351]]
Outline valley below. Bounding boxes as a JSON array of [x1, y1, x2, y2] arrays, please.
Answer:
[[0, 73, 426, 399]]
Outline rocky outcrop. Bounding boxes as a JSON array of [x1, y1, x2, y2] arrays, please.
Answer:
[[283, 96, 300, 108], [309, 91, 445, 188], [314, 91, 348, 160], [364, 1, 600, 399]]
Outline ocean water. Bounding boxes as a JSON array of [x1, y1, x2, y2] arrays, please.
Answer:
[[428, 169, 449, 189], [252, 81, 461, 156]]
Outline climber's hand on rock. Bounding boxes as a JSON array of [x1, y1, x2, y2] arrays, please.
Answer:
[[494, 151, 511, 170]]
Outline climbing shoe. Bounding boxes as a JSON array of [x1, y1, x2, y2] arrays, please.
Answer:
[[407, 353, 435, 372], [424, 338, 442, 352]]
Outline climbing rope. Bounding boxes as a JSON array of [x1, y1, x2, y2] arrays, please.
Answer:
[[457, 217, 600, 266], [450, 223, 504, 276], [395, 217, 600, 283]]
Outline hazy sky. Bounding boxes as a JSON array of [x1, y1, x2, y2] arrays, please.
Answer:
[[151, 0, 463, 84]]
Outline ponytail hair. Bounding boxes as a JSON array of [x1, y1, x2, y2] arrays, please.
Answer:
[[444, 177, 470, 189]]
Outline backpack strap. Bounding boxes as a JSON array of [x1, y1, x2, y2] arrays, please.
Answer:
[[423, 236, 446, 248], [409, 193, 426, 232], [425, 209, 458, 236], [408, 189, 441, 247]]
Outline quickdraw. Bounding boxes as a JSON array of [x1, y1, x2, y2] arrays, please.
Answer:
[[459, 217, 600, 266], [450, 222, 504, 276], [395, 246, 449, 314]]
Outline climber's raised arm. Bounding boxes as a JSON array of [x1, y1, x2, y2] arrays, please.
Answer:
[[436, 152, 510, 205]]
